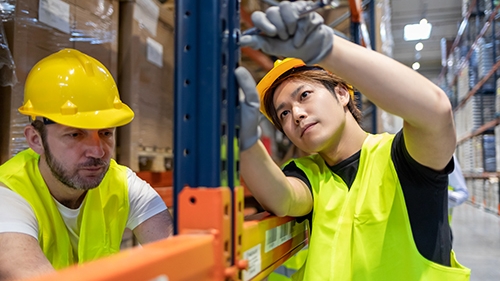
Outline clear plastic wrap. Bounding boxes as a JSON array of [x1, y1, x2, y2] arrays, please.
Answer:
[[5, 0, 119, 158], [0, 0, 17, 87]]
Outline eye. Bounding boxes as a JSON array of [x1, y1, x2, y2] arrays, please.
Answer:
[[63, 131, 82, 141], [300, 91, 310, 100], [66, 131, 82, 138], [100, 130, 114, 138], [279, 109, 290, 120]]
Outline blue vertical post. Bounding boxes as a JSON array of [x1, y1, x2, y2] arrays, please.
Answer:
[[226, 0, 241, 266], [350, 22, 360, 45], [227, 1, 241, 190], [350, 3, 362, 117], [368, 0, 377, 133], [173, 0, 240, 236], [351, 0, 377, 133]]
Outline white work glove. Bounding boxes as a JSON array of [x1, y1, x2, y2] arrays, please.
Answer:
[[235, 66, 262, 151], [240, 1, 334, 64]]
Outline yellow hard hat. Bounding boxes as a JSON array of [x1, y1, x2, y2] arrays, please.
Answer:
[[256, 58, 355, 124], [256, 58, 306, 122], [19, 48, 134, 129]]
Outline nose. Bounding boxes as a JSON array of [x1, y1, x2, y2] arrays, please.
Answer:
[[85, 131, 105, 159], [293, 105, 306, 125]]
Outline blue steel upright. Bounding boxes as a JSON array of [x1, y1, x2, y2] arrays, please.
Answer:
[[351, 0, 377, 133], [173, 0, 241, 235]]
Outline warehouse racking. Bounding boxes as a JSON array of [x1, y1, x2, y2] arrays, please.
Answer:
[[21, 0, 383, 280], [439, 0, 500, 215]]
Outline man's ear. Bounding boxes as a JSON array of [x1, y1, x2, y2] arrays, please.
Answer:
[[24, 125, 44, 154], [335, 86, 350, 106]]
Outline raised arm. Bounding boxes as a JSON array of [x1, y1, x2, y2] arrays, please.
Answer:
[[236, 67, 313, 217], [320, 37, 456, 170], [241, 0, 455, 170]]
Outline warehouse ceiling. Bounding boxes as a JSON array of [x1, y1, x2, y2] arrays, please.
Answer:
[[391, 0, 463, 82], [238, 0, 465, 82], [164, 0, 464, 82]]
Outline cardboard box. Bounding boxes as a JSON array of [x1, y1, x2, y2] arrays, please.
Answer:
[[117, 0, 174, 172], [0, 0, 119, 164]]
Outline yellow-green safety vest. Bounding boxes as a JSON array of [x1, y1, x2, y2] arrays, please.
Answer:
[[0, 149, 130, 269], [290, 133, 470, 280]]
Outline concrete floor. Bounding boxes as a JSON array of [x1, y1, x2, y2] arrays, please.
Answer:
[[452, 202, 500, 281]]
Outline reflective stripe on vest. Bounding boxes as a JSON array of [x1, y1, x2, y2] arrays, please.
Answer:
[[0, 149, 130, 269], [290, 133, 470, 281]]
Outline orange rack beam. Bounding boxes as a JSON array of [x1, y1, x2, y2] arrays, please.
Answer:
[[27, 234, 217, 281], [24, 186, 308, 281]]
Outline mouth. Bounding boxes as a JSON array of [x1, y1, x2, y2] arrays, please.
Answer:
[[80, 166, 105, 174], [301, 122, 317, 137], [79, 159, 108, 173]]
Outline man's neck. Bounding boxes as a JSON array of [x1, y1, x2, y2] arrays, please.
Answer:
[[320, 118, 367, 166]]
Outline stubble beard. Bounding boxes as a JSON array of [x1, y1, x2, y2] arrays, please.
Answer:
[[44, 143, 109, 191]]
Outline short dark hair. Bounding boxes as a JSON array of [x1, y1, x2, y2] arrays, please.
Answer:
[[263, 67, 362, 132], [31, 119, 48, 143]]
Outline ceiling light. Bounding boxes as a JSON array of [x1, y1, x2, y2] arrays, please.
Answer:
[[412, 62, 421, 70], [404, 22, 432, 41], [415, 42, 424, 51]]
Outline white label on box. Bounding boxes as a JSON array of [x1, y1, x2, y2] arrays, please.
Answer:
[[242, 244, 261, 281], [133, 0, 159, 37], [39, 0, 70, 34], [147, 37, 163, 68], [265, 221, 292, 253]]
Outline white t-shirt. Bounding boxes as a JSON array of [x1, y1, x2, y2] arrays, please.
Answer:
[[0, 168, 168, 251]]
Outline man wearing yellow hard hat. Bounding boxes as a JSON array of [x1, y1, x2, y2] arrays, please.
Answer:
[[0, 49, 173, 279], [235, 1, 470, 280]]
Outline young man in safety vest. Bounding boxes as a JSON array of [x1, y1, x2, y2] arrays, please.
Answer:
[[0, 49, 173, 280], [235, 1, 471, 280]]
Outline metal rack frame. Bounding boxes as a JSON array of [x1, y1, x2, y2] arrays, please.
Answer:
[[25, 1, 372, 280], [442, 0, 500, 215]]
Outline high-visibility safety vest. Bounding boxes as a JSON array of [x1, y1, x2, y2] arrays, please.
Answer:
[[289, 133, 470, 281], [0, 149, 130, 269]]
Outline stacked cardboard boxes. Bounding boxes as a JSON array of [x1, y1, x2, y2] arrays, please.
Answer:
[[0, 0, 175, 174], [117, 0, 174, 172], [0, 0, 119, 163]]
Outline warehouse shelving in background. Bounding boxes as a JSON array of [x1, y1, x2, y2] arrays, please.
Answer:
[[439, 0, 500, 215]]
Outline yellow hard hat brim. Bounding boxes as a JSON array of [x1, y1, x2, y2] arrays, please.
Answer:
[[19, 105, 135, 129], [256, 58, 306, 122]]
